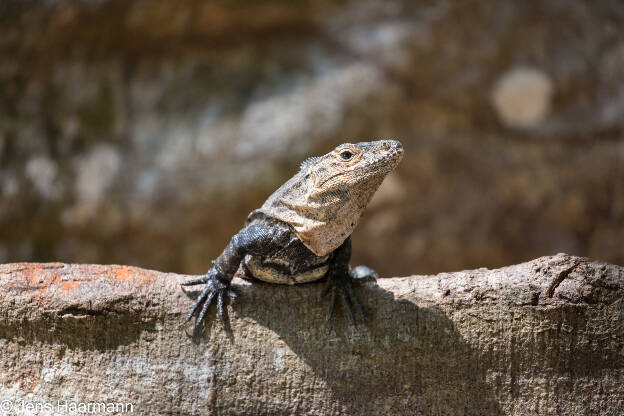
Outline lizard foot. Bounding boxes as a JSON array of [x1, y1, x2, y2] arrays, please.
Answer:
[[181, 268, 236, 326], [320, 271, 365, 325]]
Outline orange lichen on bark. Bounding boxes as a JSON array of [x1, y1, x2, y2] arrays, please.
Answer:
[[114, 266, 133, 281], [113, 265, 158, 285], [61, 281, 80, 291], [24, 264, 45, 286]]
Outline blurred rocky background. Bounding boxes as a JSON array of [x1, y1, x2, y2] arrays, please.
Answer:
[[0, 0, 622, 276]]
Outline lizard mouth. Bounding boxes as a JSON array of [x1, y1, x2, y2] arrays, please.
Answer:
[[356, 140, 404, 173]]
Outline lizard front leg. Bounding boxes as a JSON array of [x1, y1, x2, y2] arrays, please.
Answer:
[[320, 237, 374, 324], [182, 221, 290, 326]]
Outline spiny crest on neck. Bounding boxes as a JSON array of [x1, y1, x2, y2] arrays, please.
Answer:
[[300, 156, 320, 170]]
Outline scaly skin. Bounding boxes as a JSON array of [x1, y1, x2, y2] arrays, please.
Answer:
[[182, 140, 403, 326]]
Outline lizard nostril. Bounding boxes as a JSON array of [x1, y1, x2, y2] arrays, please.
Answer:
[[382, 140, 402, 152]]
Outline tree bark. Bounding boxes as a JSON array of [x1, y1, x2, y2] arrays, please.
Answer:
[[0, 253, 623, 415]]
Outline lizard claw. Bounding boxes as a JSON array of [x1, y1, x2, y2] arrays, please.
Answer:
[[180, 275, 209, 286], [320, 272, 365, 325], [183, 269, 234, 326]]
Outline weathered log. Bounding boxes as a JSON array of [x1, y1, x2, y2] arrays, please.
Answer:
[[0, 253, 623, 415]]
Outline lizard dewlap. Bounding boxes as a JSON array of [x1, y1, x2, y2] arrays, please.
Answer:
[[182, 140, 403, 325]]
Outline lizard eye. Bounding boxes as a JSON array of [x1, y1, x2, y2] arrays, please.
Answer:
[[340, 151, 353, 161]]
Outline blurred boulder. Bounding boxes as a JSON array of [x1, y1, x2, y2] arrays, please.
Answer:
[[0, 0, 623, 275]]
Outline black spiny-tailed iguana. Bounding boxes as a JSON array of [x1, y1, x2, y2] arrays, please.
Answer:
[[182, 140, 403, 325]]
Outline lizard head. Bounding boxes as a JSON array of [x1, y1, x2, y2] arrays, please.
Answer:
[[254, 139, 403, 256], [302, 139, 403, 199]]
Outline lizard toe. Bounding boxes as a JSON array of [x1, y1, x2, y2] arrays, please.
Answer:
[[184, 270, 234, 326], [321, 272, 365, 325], [180, 275, 210, 286]]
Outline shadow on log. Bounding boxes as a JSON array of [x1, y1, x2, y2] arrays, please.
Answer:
[[0, 253, 623, 415]]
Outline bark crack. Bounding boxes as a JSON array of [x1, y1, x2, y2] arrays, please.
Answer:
[[545, 260, 582, 298]]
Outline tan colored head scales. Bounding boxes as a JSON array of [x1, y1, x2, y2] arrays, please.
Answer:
[[249, 140, 404, 256]]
